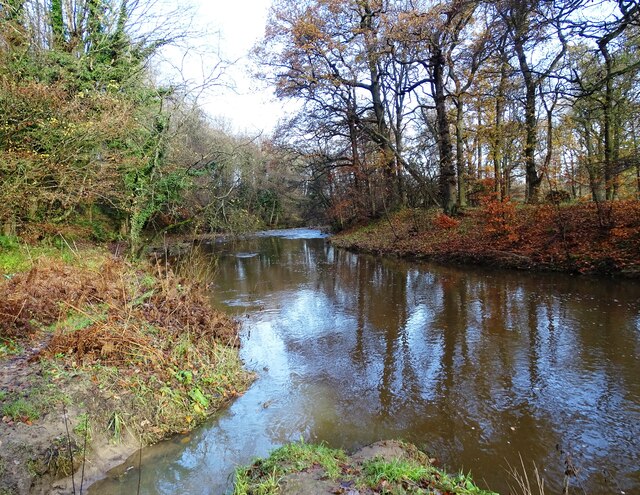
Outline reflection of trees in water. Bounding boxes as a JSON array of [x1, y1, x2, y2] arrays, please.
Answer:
[[320, 249, 639, 491], [209, 236, 639, 492]]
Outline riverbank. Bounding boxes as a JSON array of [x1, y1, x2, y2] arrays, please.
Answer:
[[0, 241, 253, 494], [331, 201, 640, 277], [234, 440, 498, 494]]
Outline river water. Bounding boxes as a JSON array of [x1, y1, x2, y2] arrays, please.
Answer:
[[91, 229, 640, 494]]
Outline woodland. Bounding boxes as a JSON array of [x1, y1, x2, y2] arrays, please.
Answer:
[[0, 0, 639, 253], [0, 1, 639, 493]]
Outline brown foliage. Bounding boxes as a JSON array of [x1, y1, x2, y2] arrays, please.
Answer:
[[333, 201, 640, 276], [0, 259, 120, 338], [433, 213, 461, 229], [0, 255, 239, 368], [478, 194, 519, 243]]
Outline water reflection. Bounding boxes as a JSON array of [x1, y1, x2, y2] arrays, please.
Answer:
[[91, 230, 640, 495]]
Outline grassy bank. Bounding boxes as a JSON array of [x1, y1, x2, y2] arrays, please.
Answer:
[[331, 201, 640, 277], [0, 238, 253, 494], [234, 440, 498, 495]]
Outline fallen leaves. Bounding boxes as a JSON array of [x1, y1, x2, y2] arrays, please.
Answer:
[[332, 201, 640, 276]]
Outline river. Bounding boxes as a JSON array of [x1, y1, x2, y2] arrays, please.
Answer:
[[90, 228, 640, 494]]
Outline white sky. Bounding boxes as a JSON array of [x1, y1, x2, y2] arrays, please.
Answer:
[[150, 0, 624, 136], [169, 0, 288, 135]]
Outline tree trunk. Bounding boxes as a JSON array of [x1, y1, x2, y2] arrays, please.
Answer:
[[515, 38, 541, 203], [602, 60, 614, 200], [361, 2, 398, 208], [455, 93, 467, 207], [492, 61, 508, 201], [432, 46, 456, 214]]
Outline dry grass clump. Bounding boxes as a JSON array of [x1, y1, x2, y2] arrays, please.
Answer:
[[0, 258, 121, 338], [39, 257, 240, 365], [0, 253, 237, 351], [0, 249, 253, 442]]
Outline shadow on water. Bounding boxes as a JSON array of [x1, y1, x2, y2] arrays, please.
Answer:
[[90, 228, 640, 495]]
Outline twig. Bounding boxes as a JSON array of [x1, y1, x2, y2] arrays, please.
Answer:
[[11, 299, 27, 324], [79, 415, 88, 494], [59, 234, 79, 257], [137, 436, 143, 495], [63, 403, 77, 495]]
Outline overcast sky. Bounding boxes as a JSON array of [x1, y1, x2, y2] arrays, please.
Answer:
[[186, 0, 287, 134]]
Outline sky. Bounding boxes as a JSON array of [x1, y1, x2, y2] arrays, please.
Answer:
[[156, 0, 289, 135]]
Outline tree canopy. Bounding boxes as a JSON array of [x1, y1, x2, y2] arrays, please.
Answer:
[[256, 0, 640, 225]]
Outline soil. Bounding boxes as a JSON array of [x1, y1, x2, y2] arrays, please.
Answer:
[[0, 342, 139, 495]]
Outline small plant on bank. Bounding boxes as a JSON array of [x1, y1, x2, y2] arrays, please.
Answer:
[[234, 441, 498, 495], [234, 441, 347, 495], [2, 398, 39, 422], [73, 413, 91, 442], [507, 462, 546, 495], [107, 411, 125, 443]]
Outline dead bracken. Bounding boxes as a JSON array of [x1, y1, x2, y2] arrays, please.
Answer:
[[0, 247, 253, 494]]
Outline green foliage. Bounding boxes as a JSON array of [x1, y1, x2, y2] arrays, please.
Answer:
[[0, 236, 19, 250], [0, 0, 196, 249], [73, 413, 92, 441], [0, 338, 22, 358], [188, 387, 209, 412], [362, 457, 431, 486], [174, 369, 194, 384], [234, 441, 347, 495], [0, 0, 305, 247], [2, 398, 39, 421]]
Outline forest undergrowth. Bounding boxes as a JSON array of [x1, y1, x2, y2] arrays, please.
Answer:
[[0, 241, 253, 494], [331, 200, 640, 277]]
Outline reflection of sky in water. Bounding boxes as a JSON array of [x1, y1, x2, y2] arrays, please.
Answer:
[[253, 228, 329, 239], [90, 230, 640, 495]]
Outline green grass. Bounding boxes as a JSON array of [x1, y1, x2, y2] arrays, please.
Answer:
[[0, 237, 106, 276], [362, 456, 498, 494], [235, 441, 498, 495], [363, 457, 431, 486], [2, 398, 39, 421], [234, 441, 347, 495], [0, 338, 23, 358], [0, 377, 70, 425], [44, 308, 108, 336], [107, 411, 126, 443], [0, 243, 71, 275]]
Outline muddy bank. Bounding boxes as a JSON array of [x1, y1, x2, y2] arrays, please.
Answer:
[[235, 440, 498, 494], [0, 353, 141, 494], [331, 202, 640, 277], [0, 246, 253, 494]]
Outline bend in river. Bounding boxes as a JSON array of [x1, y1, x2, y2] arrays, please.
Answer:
[[90, 228, 640, 495]]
